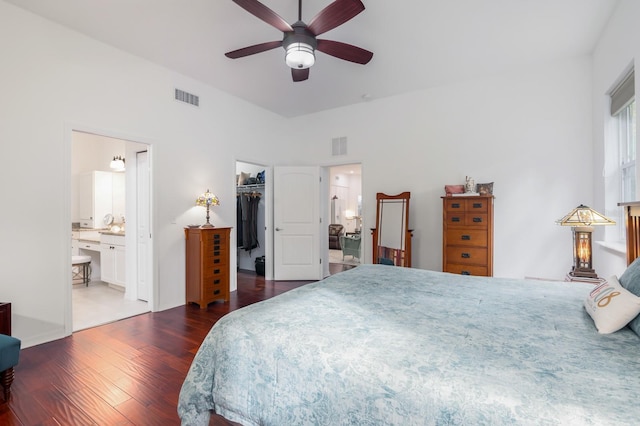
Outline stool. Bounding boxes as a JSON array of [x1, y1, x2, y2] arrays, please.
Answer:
[[0, 334, 20, 402], [71, 255, 92, 286]]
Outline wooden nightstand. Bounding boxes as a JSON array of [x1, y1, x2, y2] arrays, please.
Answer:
[[0, 303, 11, 335]]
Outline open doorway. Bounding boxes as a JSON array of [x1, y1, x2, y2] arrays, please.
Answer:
[[327, 164, 362, 273], [70, 131, 150, 331], [236, 161, 267, 278]]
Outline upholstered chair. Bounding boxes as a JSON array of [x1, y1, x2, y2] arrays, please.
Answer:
[[328, 224, 344, 250], [0, 334, 20, 402]]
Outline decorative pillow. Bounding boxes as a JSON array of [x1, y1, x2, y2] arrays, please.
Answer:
[[619, 256, 640, 290], [584, 276, 640, 334], [444, 185, 465, 195], [237, 171, 250, 186], [619, 257, 640, 336], [476, 182, 494, 195]]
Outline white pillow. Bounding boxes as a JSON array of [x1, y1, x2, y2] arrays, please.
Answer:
[[237, 171, 250, 186], [584, 276, 640, 334]]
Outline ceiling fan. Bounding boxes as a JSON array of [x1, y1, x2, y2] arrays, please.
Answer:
[[225, 0, 373, 82]]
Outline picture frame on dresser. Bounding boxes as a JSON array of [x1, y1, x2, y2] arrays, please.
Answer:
[[476, 182, 494, 195]]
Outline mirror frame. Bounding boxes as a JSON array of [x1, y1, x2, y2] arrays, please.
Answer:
[[371, 192, 413, 267]]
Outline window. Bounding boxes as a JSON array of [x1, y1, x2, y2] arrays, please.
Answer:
[[606, 70, 636, 242], [619, 100, 636, 203]]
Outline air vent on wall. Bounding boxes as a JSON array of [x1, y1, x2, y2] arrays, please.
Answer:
[[175, 88, 199, 107], [332, 137, 347, 156]]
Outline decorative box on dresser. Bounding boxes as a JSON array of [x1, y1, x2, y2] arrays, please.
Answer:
[[442, 195, 494, 276], [185, 227, 231, 309]]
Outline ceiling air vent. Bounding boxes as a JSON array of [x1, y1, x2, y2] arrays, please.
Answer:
[[332, 137, 347, 156], [175, 88, 199, 107]]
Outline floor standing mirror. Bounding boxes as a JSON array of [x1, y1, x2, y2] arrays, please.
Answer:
[[371, 192, 413, 267]]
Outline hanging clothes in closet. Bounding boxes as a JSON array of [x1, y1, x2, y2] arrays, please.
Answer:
[[237, 191, 261, 252]]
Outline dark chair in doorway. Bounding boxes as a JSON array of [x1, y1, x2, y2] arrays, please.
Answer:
[[328, 224, 344, 250]]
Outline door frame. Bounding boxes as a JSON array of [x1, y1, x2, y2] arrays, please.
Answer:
[[64, 123, 155, 336]]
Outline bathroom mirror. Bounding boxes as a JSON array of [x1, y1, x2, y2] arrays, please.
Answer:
[[371, 192, 412, 267]]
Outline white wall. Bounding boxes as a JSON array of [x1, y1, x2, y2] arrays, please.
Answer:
[[592, 0, 639, 279], [289, 57, 595, 280], [0, 1, 289, 347]]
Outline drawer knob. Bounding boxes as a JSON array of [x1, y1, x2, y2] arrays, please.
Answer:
[[472, 203, 482, 208], [452, 203, 461, 209], [472, 217, 482, 223], [461, 235, 471, 240], [461, 270, 471, 275], [451, 217, 461, 222], [461, 253, 471, 258]]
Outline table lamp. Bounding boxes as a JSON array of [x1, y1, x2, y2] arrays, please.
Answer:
[[556, 204, 615, 278], [195, 189, 219, 228]]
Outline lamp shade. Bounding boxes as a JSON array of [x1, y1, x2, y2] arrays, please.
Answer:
[[556, 204, 615, 226], [195, 190, 219, 208]]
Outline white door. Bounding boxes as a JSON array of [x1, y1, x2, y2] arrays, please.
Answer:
[[274, 166, 322, 280], [136, 151, 151, 301]]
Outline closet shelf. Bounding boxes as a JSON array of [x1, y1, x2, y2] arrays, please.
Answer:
[[237, 184, 264, 192]]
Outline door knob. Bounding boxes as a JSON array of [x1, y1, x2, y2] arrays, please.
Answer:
[[276, 227, 282, 231]]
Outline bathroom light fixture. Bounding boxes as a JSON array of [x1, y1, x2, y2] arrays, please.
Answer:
[[110, 155, 125, 171], [195, 189, 220, 228], [556, 204, 615, 278]]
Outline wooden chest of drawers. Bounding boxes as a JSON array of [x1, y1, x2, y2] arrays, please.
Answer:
[[185, 227, 231, 309], [442, 196, 494, 276]]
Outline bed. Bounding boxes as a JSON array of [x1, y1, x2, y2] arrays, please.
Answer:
[[178, 264, 640, 425]]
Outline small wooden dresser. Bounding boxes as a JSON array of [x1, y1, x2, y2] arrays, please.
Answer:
[[442, 196, 494, 276], [185, 227, 231, 309]]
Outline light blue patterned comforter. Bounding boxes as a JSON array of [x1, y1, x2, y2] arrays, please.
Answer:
[[178, 265, 640, 425]]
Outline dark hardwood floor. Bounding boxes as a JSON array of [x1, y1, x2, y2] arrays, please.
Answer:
[[0, 264, 353, 425]]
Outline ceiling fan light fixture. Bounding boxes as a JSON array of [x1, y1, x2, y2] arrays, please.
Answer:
[[285, 42, 315, 69]]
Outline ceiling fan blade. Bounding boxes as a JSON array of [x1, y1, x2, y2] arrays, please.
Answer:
[[316, 39, 373, 64], [292, 68, 310, 82], [307, 0, 365, 36], [232, 0, 293, 32], [225, 40, 283, 59]]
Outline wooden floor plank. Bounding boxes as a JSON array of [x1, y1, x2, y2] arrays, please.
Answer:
[[71, 367, 133, 407], [65, 387, 134, 426], [5, 267, 350, 424]]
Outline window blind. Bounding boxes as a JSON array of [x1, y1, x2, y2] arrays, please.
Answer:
[[611, 70, 635, 116]]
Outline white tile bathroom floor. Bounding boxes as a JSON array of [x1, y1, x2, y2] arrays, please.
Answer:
[[72, 280, 149, 331]]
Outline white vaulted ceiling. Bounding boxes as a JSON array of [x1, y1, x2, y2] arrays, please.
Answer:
[[5, 0, 619, 117]]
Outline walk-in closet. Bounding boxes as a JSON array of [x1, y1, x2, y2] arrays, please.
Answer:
[[236, 161, 266, 274]]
